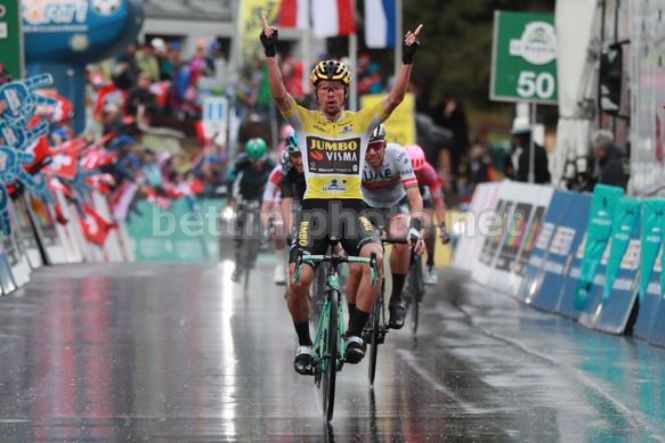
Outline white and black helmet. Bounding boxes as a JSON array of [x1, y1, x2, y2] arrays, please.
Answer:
[[370, 124, 386, 142]]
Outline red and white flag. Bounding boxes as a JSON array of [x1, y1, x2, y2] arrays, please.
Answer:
[[311, 0, 356, 38], [80, 205, 116, 246], [278, 0, 310, 29], [47, 139, 84, 180]]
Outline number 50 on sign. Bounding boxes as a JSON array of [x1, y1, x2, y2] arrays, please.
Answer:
[[490, 11, 558, 105]]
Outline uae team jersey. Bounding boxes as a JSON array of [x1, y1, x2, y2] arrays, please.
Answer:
[[361, 143, 418, 208], [262, 165, 283, 203], [280, 96, 387, 200]]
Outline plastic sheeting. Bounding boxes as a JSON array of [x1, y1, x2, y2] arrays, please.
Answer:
[[630, 0, 665, 196], [551, 0, 600, 185]]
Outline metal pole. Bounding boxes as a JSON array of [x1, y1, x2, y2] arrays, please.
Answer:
[[394, 0, 403, 74], [349, 32, 358, 111], [528, 103, 536, 183], [302, 29, 311, 96], [232, 0, 244, 85]]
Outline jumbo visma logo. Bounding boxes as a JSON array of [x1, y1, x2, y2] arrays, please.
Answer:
[[306, 137, 360, 174], [298, 221, 310, 247]]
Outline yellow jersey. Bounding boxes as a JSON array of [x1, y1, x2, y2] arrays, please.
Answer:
[[281, 96, 387, 200]]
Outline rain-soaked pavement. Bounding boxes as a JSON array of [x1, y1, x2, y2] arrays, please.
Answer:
[[0, 258, 664, 441]]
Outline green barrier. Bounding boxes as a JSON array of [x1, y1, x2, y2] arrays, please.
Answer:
[[639, 199, 665, 301], [574, 184, 624, 309], [601, 197, 641, 304], [125, 198, 225, 262]]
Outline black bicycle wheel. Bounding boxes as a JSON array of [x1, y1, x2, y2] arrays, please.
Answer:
[[322, 291, 338, 422], [411, 256, 424, 335], [368, 292, 381, 386], [411, 296, 420, 335]]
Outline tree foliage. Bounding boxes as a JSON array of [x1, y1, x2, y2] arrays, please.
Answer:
[[402, 0, 555, 108]]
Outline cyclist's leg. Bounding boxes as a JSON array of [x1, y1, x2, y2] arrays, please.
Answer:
[[423, 198, 438, 284], [288, 213, 327, 374], [346, 207, 382, 318], [387, 211, 410, 328], [346, 263, 362, 319], [341, 214, 382, 363], [273, 234, 287, 284]]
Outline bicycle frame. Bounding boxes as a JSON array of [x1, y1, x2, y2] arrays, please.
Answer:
[[311, 269, 345, 379]]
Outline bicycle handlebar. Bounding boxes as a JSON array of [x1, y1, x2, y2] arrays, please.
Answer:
[[381, 237, 410, 245], [294, 252, 379, 287]]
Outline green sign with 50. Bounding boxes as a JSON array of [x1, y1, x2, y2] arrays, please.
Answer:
[[490, 11, 558, 105], [0, 0, 23, 80]]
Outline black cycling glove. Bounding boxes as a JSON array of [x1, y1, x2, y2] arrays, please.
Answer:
[[402, 38, 420, 65], [260, 28, 279, 57]]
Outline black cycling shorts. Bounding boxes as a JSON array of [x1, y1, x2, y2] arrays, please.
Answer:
[[363, 195, 410, 231], [289, 199, 380, 266]]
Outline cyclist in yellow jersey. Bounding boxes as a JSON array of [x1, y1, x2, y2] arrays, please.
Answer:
[[261, 16, 424, 375]]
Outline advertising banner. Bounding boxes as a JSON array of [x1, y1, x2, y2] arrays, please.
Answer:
[[22, 0, 144, 64], [573, 185, 624, 310], [485, 182, 553, 295], [649, 221, 665, 348], [516, 190, 571, 304], [452, 182, 500, 272], [239, 0, 281, 63], [634, 247, 662, 340], [581, 198, 641, 334], [529, 192, 591, 312], [126, 199, 224, 262], [202, 96, 229, 146], [638, 200, 665, 302], [361, 93, 416, 146], [472, 198, 514, 285]]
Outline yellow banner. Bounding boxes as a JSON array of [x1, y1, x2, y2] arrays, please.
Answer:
[[240, 0, 282, 63], [361, 93, 416, 146]]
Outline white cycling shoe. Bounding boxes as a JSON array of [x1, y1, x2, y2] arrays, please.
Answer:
[[424, 266, 438, 286], [273, 264, 286, 285]]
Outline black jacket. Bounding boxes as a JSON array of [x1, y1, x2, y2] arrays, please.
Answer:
[[594, 145, 626, 189], [514, 142, 551, 184]]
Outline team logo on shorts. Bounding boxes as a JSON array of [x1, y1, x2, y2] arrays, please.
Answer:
[[298, 221, 310, 247], [359, 216, 374, 233], [322, 179, 348, 193]]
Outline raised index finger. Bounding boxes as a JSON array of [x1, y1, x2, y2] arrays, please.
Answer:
[[261, 14, 271, 30], [413, 24, 423, 36]]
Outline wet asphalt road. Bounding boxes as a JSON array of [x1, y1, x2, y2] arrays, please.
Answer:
[[0, 259, 663, 441]]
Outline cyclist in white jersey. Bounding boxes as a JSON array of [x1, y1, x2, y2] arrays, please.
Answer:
[[261, 163, 287, 284], [350, 124, 425, 329]]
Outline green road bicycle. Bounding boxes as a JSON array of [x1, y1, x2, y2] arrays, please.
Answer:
[[294, 244, 379, 423]]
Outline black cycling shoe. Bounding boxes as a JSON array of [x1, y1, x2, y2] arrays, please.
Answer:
[[388, 303, 406, 329], [344, 336, 365, 364], [294, 346, 315, 375]]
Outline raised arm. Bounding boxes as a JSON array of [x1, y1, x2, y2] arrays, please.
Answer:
[[382, 24, 423, 117], [260, 15, 294, 114]]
